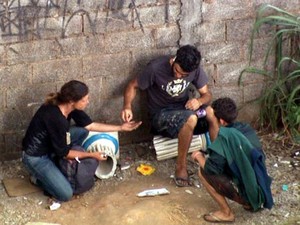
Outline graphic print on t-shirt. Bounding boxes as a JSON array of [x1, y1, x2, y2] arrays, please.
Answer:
[[164, 79, 190, 97]]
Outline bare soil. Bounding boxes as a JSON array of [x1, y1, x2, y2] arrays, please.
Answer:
[[0, 132, 299, 225]]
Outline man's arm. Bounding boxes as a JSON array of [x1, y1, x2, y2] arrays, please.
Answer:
[[121, 78, 139, 122], [197, 85, 212, 106]]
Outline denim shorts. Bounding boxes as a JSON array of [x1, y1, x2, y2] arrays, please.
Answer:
[[151, 108, 208, 138]]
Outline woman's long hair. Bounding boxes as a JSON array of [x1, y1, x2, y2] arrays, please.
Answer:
[[45, 80, 89, 105]]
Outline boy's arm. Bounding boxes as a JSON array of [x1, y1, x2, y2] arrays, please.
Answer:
[[205, 106, 220, 141]]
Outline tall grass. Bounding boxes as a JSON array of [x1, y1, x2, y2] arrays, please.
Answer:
[[239, 4, 300, 142]]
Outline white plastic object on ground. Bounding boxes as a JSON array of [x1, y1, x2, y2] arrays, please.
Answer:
[[137, 188, 170, 197], [49, 202, 61, 210]]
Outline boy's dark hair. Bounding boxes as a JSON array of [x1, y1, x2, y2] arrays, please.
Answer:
[[174, 45, 201, 72], [212, 97, 238, 124]]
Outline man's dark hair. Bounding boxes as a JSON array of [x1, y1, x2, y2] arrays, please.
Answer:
[[212, 97, 238, 124], [174, 45, 201, 72]]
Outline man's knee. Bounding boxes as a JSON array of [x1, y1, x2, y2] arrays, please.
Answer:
[[185, 114, 198, 130]]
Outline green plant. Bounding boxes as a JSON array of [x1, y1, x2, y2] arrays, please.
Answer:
[[239, 4, 300, 142]]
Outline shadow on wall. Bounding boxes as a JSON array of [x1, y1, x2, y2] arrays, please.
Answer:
[[1, 95, 34, 161], [0, 83, 57, 161], [100, 53, 174, 144], [103, 85, 152, 145]]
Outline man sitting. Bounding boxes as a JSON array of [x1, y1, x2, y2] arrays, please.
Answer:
[[122, 45, 212, 187]]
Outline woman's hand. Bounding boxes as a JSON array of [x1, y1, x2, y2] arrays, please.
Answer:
[[121, 121, 142, 131], [68, 150, 108, 161], [91, 152, 108, 161]]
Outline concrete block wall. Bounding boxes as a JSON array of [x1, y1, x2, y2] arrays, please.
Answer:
[[180, 0, 299, 122], [0, 0, 299, 160]]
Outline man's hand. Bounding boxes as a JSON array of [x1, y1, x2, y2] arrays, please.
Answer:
[[121, 108, 133, 122], [121, 121, 142, 131], [185, 98, 202, 111]]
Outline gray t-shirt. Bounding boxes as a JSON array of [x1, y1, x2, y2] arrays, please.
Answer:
[[137, 56, 208, 114]]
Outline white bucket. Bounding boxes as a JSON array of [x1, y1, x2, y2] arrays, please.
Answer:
[[153, 132, 210, 161], [82, 131, 119, 179]]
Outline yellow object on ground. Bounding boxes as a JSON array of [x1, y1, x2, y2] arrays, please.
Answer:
[[136, 164, 156, 175]]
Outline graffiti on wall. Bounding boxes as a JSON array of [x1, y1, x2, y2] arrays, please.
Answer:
[[0, 0, 144, 40]]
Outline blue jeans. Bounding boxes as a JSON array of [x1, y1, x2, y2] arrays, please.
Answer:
[[69, 126, 89, 146], [22, 126, 89, 201], [22, 152, 73, 201]]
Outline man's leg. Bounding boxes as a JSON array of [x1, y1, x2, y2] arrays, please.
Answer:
[[151, 109, 197, 186], [176, 114, 197, 184]]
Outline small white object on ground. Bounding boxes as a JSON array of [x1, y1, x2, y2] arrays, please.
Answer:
[[49, 202, 61, 210], [137, 188, 170, 197], [121, 161, 131, 170], [185, 189, 193, 195]]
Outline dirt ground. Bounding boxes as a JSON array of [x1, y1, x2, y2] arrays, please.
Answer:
[[0, 132, 299, 225]]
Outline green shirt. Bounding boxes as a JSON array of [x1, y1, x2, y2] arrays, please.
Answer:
[[204, 126, 265, 210]]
